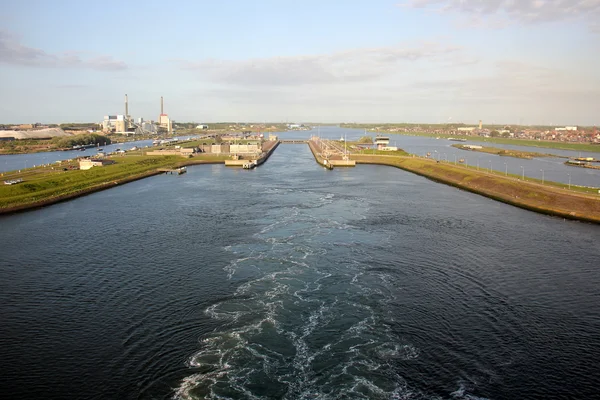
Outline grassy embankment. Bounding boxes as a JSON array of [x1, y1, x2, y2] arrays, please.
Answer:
[[352, 153, 600, 223], [420, 133, 600, 153], [0, 133, 113, 155], [341, 125, 600, 153], [452, 144, 564, 159], [0, 153, 227, 213]]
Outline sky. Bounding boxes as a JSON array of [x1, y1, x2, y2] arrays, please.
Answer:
[[0, 0, 599, 125]]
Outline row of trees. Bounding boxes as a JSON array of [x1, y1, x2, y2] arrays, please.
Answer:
[[52, 133, 111, 148]]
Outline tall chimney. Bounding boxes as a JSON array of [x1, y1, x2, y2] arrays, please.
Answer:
[[125, 94, 129, 117], [479, 120, 482, 129], [161, 96, 164, 115]]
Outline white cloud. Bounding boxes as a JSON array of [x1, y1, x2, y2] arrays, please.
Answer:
[[401, 0, 600, 30], [0, 30, 127, 70], [178, 42, 463, 86]]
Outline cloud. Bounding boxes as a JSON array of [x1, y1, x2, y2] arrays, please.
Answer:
[[0, 30, 127, 70], [401, 0, 600, 30], [178, 42, 463, 86], [404, 59, 599, 104]]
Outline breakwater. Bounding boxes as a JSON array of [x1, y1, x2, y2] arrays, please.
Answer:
[[353, 154, 600, 224], [224, 140, 279, 167], [0, 159, 223, 215], [0, 142, 282, 215], [307, 140, 355, 167]]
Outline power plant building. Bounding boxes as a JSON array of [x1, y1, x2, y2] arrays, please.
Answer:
[[102, 115, 128, 133], [158, 96, 172, 133]]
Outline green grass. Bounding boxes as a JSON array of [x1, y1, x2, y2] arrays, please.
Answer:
[[352, 153, 600, 223], [354, 148, 410, 156], [0, 154, 226, 209], [380, 131, 600, 153], [451, 144, 562, 159]]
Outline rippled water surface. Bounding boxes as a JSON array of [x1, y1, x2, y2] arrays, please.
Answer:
[[1, 144, 599, 399]]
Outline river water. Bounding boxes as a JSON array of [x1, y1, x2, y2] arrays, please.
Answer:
[[1, 143, 600, 399], [2, 128, 599, 188], [0, 136, 198, 173], [284, 127, 600, 188]]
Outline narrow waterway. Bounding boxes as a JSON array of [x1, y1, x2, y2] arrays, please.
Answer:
[[1, 143, 599, 399], [278, 127, 600, 188]]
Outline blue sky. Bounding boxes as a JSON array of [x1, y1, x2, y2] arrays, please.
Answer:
[[1, 0, 599, 125]]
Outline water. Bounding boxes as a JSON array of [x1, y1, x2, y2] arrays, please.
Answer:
[[1, 128, 598, 187], [1, 144, 599, 399], [278, 127, 600, 188], [0, 136, 199, 173]]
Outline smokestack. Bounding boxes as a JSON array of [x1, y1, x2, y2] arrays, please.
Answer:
[[479, 120, 482, 129], [161, 96, 164, 114], [125, 94, 129, 117]]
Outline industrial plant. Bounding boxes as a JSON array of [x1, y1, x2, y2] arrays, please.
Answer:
[[101, 94, 168, 135]]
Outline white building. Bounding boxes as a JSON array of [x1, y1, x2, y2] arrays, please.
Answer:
[[159, 114, 172, 133], [102, 115, 128, 133]]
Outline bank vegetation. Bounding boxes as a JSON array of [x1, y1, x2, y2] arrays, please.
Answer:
[[353, 154, 600, 224]]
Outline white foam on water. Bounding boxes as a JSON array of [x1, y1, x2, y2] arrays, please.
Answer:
[[174, 191, 440, 400], [451, 383, 491, 400]]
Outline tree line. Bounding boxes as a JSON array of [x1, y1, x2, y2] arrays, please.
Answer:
[[52, 133, 112, 148]]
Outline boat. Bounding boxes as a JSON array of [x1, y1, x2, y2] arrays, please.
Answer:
[[177, 167, 187, 174], [97, 148, 103, 151], [448, 138, 467, 142], [4, 178, 23, 185], [459, 158, 465, 163], [574, 157, 595, 162]]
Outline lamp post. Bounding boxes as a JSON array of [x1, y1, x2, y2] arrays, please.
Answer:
[[504, 162, 507, 176], [540, 169, 544, 184], [477, 158, 480, 171], [568, 173, 571, 190], [520, 166, 524, 180], [454, 155, 457, 165], [489, 160, 492, 173]]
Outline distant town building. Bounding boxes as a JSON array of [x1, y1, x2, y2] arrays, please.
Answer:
[[457, 127, 476, 132], [196, 124, 209, 129], [555, 126, 578, 131]]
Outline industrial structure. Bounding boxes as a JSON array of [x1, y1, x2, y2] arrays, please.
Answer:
[[158, 96, 172, 133], [101, 94, 159, 135]]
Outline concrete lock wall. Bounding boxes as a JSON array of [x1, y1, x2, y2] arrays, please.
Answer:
[[230, 144, 260, 153]]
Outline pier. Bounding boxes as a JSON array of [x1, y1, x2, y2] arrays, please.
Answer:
[[224, 140, 279, 168], [280, 140, 308, 144], [307, 139, 356, 168]]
